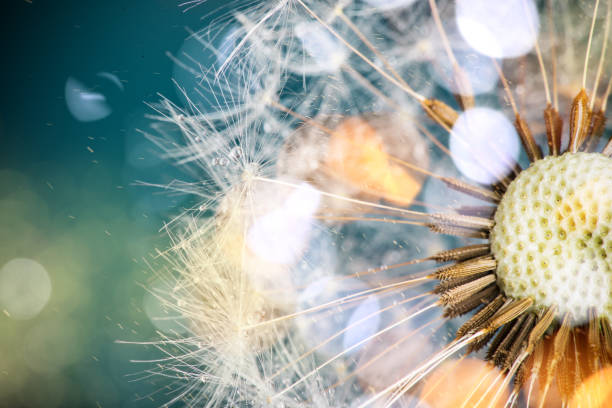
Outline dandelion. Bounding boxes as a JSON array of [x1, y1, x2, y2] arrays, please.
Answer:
[[133, 0, 612, 406]]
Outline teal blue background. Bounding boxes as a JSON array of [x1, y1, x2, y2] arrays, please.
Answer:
[[0, 1, 225, 406]]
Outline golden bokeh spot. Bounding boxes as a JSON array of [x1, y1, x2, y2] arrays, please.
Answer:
[[420, 358, 509, 408], [326, 117, 421, 206], [570, 366, 612, 408]]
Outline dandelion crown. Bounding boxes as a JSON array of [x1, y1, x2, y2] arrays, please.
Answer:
[[492, 152, 612, 322], [138, 0, 612, 406]]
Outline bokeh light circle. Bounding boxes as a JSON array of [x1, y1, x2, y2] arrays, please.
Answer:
[[65, 72, 123, 122], [0, 258, 52, 320], [429, 49, 499, 95], [295, 22, 348, 73], [456, 0, 539, 58], [450, 107, 520, 185], [246, 182, 320, 264]]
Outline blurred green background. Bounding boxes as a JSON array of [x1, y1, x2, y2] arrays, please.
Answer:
[[0, 1, 224, 406]]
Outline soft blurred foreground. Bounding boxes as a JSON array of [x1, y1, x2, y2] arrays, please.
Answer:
[[0, 1, 225, 406]]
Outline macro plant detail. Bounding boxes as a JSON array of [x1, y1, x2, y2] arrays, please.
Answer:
[[135, 0, 612, 406]]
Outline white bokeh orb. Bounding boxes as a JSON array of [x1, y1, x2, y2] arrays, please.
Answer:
[[295, 22, 349, 73], [456, 0, 539, 58], [450, 107, 520, 185], [0, 258, 52, 320]]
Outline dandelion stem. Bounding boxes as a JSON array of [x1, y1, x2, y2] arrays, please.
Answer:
[[521, 0, 552, 104], [245, 275, 431, 331], [427, 0, 474, 108], [590, 0, 612, 110], [313, 215, 428, 226], [547, 0, 560, 110], [583, 0, 601, 88], [253, 176, 430, 218]]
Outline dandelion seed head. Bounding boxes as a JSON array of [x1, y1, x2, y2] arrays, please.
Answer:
[[492, 153, 612, 322], [138, 0, 612, 405]]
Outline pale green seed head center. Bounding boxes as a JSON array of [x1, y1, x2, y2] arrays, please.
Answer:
[[491, 152, 612, 323]]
